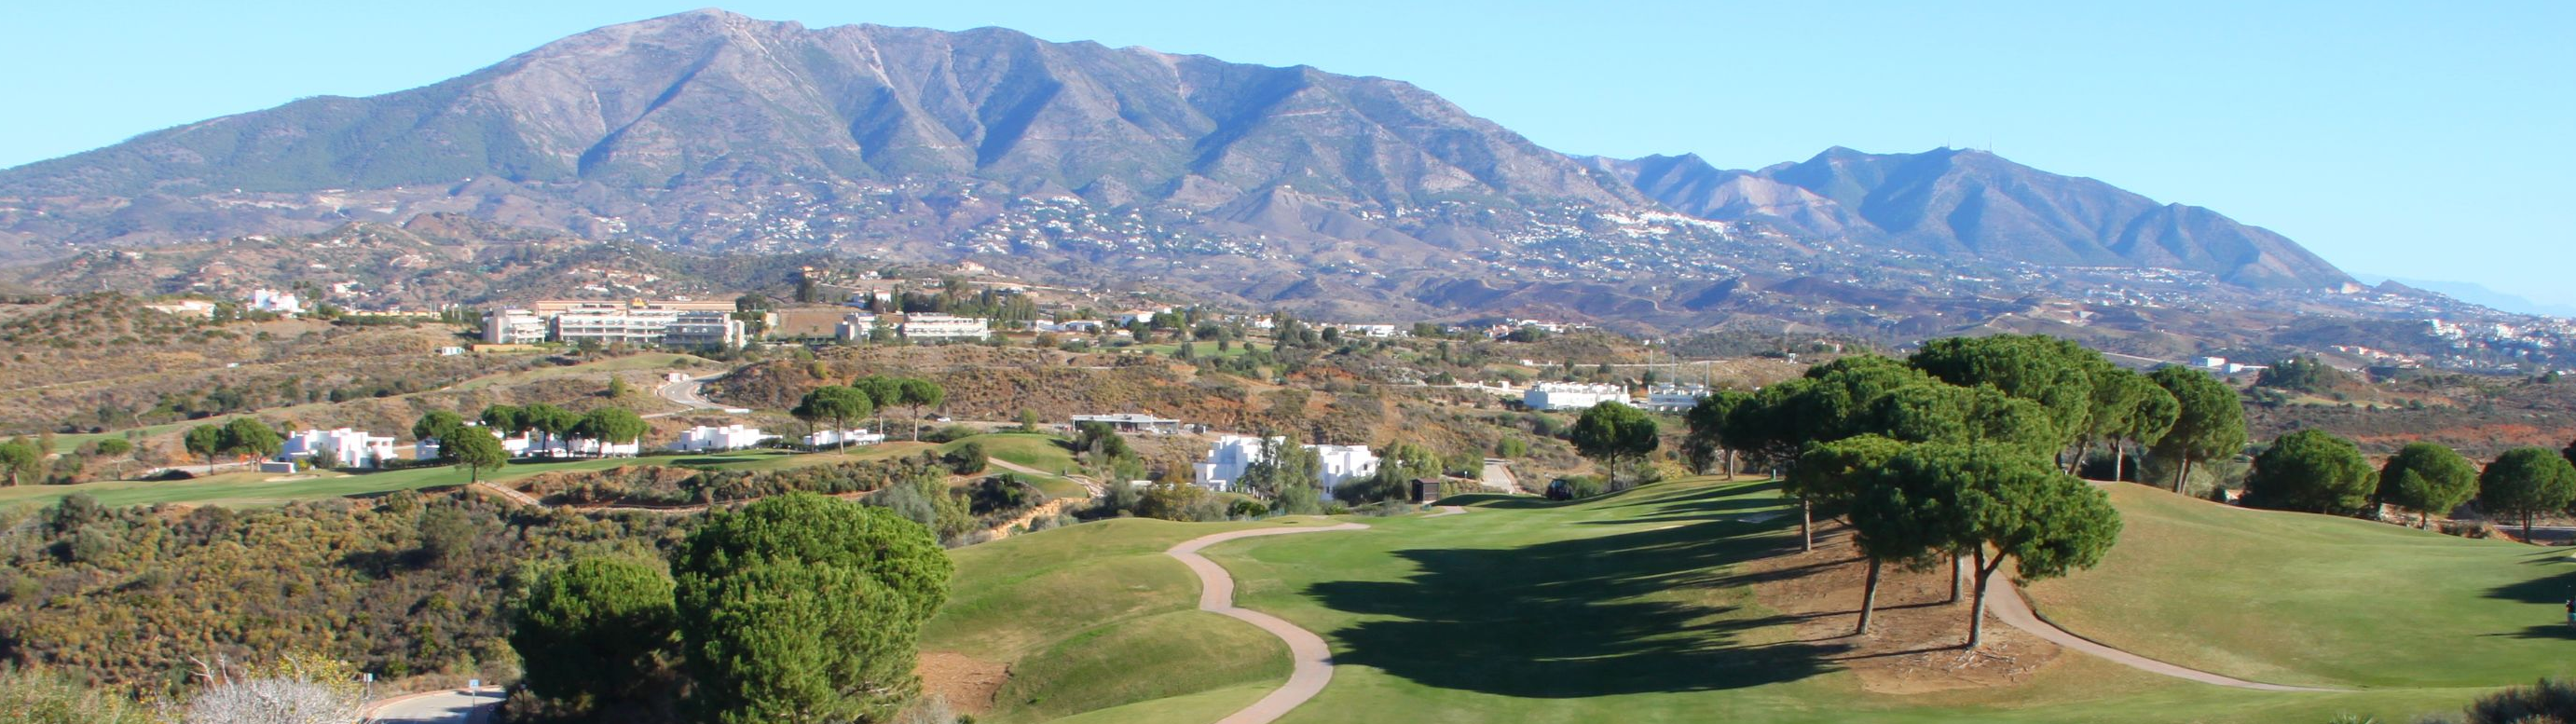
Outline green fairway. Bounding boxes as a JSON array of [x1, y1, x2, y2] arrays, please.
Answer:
[[927, 477, 2506, 724], [0, 457, 643, 509], [920, 517, 1310, 723], [2023, 484, 2576, 689], [941, 432, 1079, 473]]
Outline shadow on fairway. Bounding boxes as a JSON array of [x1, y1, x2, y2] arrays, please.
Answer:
[[1308, 514, 1845, 697], [2482, 550, 2576, 606]]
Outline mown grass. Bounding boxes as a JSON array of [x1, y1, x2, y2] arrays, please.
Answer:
[[0, 457, 643, 509], [949, 476, 2513, 723], [2023, 484, 2576, 689], [919, 517, 1309, 723]]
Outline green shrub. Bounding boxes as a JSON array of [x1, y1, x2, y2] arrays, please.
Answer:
[[2422, 677, 2576, 723]]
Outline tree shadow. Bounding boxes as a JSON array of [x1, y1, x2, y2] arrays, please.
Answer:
[[1306, 518, 1845, 697], [2483, 550, 2576, 605]]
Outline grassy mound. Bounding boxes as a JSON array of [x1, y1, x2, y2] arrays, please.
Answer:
[[2024, 484, 2576, 689], [920, 517, 1315, 723]]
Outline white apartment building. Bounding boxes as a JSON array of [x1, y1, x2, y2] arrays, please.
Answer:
[[834, 313, 882, 342], [1642, 384, 1711, 412], [280, 428, 398, 469], [144, 299, 218, 319], [660, 311, 746, 348], [1525, 382, 1628, 411], [674, 425, 775, 452], [484, 302, 747, 348], [483, 310, 550, 344], [1192, 435, 1381, 494], [802, 429, 886, 448], [899, 314, 990, 341]]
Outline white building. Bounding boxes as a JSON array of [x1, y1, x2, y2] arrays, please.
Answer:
[[1192, 435, 1380, 494], [802, 429, 886, 448], [1642, 384, 1711, 412], [1072, 414, 1182, 435], [899, 314, 991, 341], [280, 429, 398, 469], [674, 425, 775, 452], [485, 301, 747, 348], [144, 299, 217, 319], [1525, 382, 1627, 411], [248, 288, 304, 315], [834, 313, 882, 341], [2194, 356, 2229, 370], [482, 310, 550, 344]]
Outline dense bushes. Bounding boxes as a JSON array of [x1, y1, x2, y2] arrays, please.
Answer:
[[0, 492, 691, 696]]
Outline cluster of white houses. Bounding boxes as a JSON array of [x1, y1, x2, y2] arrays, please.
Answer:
[[484, 299, 747, 348], [1519, 382, 1712, 412], [1191, 435, 1381, 494]]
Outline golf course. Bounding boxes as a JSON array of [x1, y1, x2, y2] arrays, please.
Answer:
[[917, 476, 2565, 723]]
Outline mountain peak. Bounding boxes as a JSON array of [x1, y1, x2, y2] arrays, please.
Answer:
[[1620, 145, 2350, 288]]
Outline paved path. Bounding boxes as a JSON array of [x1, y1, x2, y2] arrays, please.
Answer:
[[1479, 458, 1519, 493], [1981, 567, 2342, 692], [651, 373, 744, 417], [364, 688, 501, 723], [1167, 523, 1371, 724], [988, 458, 1104, 498]]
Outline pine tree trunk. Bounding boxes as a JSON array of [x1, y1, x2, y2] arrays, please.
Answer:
[[1854, 558, 1884, 636], [2111, 439, 2126, 483], [1948, 553, 1963, 604], [1967, 549, 1998, 649], [2067, 442, 2090, 475], [1800, 498, 1814, 553], [2527, 513, 2535, 542]]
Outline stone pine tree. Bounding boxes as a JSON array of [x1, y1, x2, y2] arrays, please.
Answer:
[[2377, 443, 2480, 529], [850, 376, 905, 437], [412, 410, 466, 449], [575, 408, 651, 457], [1871, 444, 2120, 649], [1907, 335, 2098, 452], [672, 494, 952, 724], [896, 377, 945, 442], [218, 417, 284, 463], [445, 427, 507, 485], [2242, 430, 2377, 514], [185, 424, 225, 472], [793, 386, 874, 451], [1795, 435, 1911, 635], [1569, 402, 1659, 472], [509, 555, 679, 717], [2478, 448, 2576, 540], [2146, 366, 2249, 494], [1682, 390, 1748, 477]]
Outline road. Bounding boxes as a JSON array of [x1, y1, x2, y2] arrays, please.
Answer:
[[1479, 458, 1519, 493], [365, 688, 501, 723], [653, 373, 745, 417]]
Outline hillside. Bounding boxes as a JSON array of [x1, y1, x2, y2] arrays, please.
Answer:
[[1595, 148, 2351, 288]]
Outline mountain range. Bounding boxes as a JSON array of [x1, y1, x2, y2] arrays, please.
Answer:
[[0, 8, 2360, 294]]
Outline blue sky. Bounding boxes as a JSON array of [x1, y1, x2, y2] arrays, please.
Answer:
[[4, 2, 2569, 306]]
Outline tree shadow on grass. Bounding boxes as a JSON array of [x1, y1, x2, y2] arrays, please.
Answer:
[[1307, 518, 1846, 697], [2482, 549, 2576, 605]]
